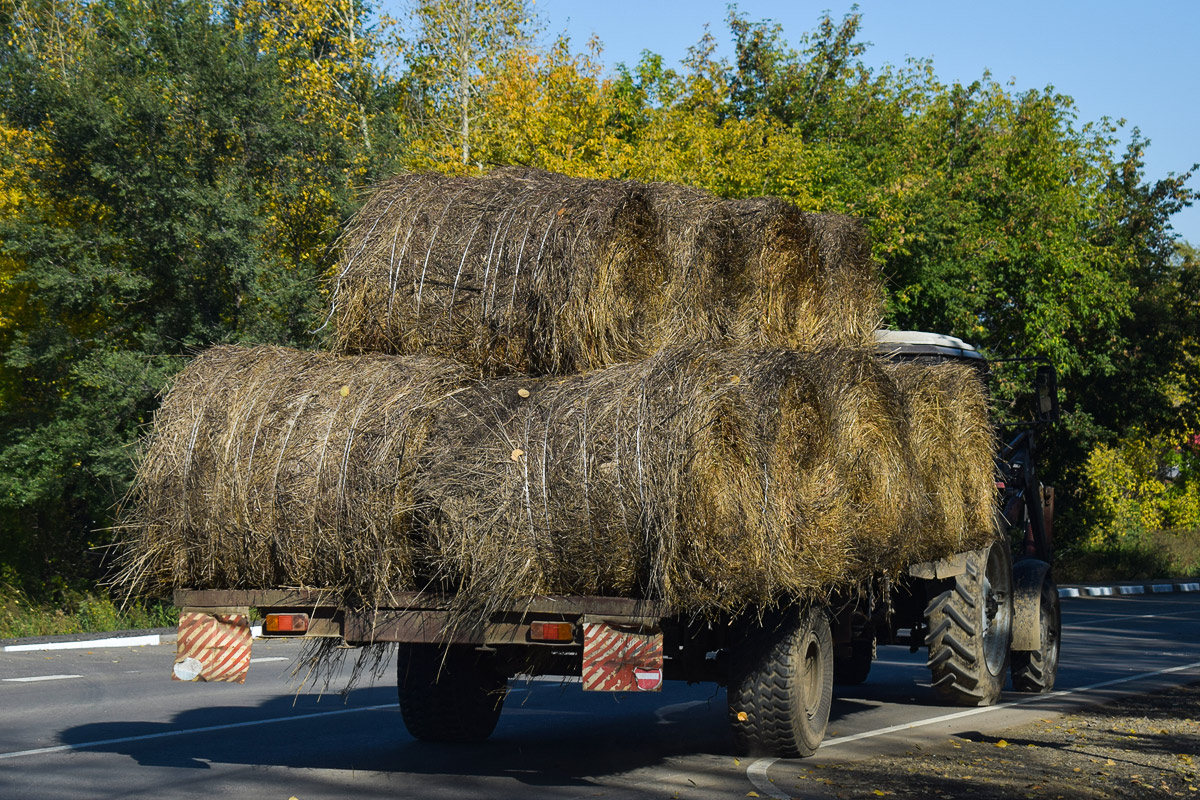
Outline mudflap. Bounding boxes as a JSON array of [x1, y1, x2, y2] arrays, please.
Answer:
[[172, 609, 252, 683], [581, 619, 663, 692]]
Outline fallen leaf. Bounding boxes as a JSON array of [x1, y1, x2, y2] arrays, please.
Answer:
[[746, 791, 757, 797], [737, 711, 748, 722], [1106, 759, 1116, 766], [995, 740, 1009, 748], [511, 448, 524, 461], [517, 388, 531, 398], [339, 385, 350, 397]]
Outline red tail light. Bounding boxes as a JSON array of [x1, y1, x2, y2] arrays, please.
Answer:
[[263, 613, 309, 634], [529, 621, 575, 642]]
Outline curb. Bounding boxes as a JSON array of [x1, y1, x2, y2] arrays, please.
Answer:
[[1, 625, 263, 654], [1058, 581, 1200, 599]]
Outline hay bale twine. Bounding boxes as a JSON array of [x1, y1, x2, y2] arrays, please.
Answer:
[[115, 345, 469, 605]]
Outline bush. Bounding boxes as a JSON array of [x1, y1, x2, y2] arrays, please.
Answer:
[[0, 580, 175, 639], [1080, 431, 1200, 548]]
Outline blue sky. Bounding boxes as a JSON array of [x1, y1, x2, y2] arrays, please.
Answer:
[[385, 1, 1200, 244]]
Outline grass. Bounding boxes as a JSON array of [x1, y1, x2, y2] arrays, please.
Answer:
[[1055, 527, 1200, 584], [0, 586, 176, 640]]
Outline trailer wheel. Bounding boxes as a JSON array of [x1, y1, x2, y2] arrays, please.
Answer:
[[924, 540, 1013, 706], [834, 638, 874, 686], [1011, 572, 1060, 693], [397, 644, 506, 743], [728, 605, 833, 758]]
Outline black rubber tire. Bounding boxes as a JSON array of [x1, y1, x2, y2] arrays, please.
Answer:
[[834, 638, 874, 686], [397, 644, 507, 743], [924, 540, 1013, 706], [1011, 575, 1061, 693], [728, 605, 834, 758]]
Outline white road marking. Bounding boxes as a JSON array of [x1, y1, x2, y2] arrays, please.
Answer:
[[0, 704, 395, 760], [746, 757, 789, 800], [2, 674, 83, 683], [248, 657, 289, 663], [1063, 608, 1200, 628], [818, 658, 1200, 748], [744, 658, 1200, 797], [653, 700, 708, 725]]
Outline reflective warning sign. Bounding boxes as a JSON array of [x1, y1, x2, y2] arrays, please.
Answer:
[[172, 611, 252, 683], [581, 621, 663, 692]]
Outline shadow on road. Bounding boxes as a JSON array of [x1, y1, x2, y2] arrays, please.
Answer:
[[56, 680, 736, 785]]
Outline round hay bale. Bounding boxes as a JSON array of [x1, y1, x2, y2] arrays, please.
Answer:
[[330, 171, 667, 375], [886, 360, 998, 559], [114, 345, 469, 605], [328, 170, 883, 373], [725, 198, 881, 352], [412, 346, 926, 621]]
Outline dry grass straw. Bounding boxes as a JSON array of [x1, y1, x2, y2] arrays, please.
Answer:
[[114, 345, 468, 608], [886, 360, 998, 559], [328, 170, 882, 375], [330, 170, 665, 375], [413, 346, 958, 624], [116, 345, 997, 628]]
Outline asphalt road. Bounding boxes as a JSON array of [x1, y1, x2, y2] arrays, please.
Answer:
[[2, 593, 1199, 800]]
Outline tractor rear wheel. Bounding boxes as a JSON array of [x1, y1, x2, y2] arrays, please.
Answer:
[[924, 540, 1013, 706]]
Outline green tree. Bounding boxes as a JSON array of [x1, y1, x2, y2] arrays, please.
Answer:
[[0, 0, 392, 595]]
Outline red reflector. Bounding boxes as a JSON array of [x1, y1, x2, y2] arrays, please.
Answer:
[[264, 613, 309, 634], [529, 621, 574, 642]]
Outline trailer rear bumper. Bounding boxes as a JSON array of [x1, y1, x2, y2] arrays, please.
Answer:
[[173, 590, 676, 690]]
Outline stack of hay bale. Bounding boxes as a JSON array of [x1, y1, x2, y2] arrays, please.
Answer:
[[118, 170, 995, 622]]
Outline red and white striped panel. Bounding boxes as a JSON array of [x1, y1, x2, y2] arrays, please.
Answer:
[[581, 621, 663, 692], [172, 612, 252, 683]]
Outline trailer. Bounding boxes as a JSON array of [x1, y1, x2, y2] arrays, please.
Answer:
[[169, 331, 1062, 758]]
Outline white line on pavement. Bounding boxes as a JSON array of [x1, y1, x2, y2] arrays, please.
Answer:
[[0, 704, 395, 760], [746, 757, 790, 800], [818, 659, 1200, 748], [1063, 608, 1200, 628], [745, 658, 1200, 798], [2, 675, 83, 683]]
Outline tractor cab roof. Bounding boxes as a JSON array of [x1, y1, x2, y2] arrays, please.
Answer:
[[873, 330, 985, 363]]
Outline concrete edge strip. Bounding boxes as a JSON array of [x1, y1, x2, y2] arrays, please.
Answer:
[[1060, 582, 1200, 598], [2, 635, 161, 653], [0, 703, 395, 761], [2, 626, 263, 654]]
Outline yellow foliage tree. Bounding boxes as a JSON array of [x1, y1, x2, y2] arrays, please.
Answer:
[[234, 0, 378, 271], [1082, 432, 1200, 547], [395, 0, 535, 170]]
